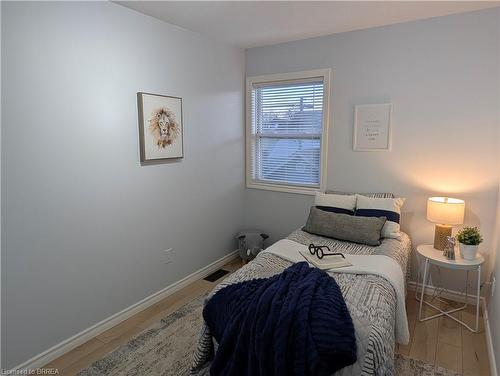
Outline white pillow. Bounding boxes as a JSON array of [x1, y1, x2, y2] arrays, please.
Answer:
[[314, 192, 356, 215], [355, 194, 406, 239]]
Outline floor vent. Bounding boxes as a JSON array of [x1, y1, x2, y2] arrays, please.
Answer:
[[204, 269, 229, 282]]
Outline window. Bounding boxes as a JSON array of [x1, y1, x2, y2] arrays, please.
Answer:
[[246, 69, 330, 195]]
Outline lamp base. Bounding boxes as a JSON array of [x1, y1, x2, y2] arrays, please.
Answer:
[[434, 224, 452, 251]]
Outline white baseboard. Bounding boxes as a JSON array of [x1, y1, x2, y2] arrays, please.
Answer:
[[408, 281, 497, 375], [13, 250, 239, 371], [483, 301, 498, 376], [407, 280, 483, 304]]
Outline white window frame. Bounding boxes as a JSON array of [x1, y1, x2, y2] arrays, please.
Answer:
[[245, 69, 330, 195]]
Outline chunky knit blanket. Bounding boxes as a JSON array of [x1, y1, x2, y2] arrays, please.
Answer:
[[203, 262, 357, 376]]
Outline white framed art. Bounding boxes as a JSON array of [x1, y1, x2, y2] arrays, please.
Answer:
[[353, 103, 392, 151], [137, 92, 184, 162]]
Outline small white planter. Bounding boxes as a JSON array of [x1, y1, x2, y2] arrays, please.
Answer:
[[459, 243, 479, 260]]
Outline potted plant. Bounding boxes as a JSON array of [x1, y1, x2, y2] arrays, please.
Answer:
[[456, 226, 483, 260]]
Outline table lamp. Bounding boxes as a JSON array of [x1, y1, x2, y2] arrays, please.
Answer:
[[427, 197, 465, 250]]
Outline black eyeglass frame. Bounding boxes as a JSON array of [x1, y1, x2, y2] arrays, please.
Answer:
[[308, 244, 345, 260]]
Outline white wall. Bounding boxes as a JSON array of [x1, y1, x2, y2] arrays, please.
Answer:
[[1, 1, 244, 368], [245, 9, 500, 289]]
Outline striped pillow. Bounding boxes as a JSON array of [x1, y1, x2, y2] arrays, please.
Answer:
[[315, 192, 356, 215], [355, 194, 405, 239], [326, 191, 395, 199]]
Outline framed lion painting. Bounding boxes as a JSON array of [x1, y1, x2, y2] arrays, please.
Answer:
[[137, 92, 184, 162]]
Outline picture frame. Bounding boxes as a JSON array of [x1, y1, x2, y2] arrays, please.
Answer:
[[137, 92, 184, 162], [353, 103, 392, 151]]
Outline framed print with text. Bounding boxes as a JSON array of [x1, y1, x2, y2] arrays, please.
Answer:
[[353, 103, 392, 151]]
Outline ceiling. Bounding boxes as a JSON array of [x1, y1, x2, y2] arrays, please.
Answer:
[[116, 1, 500, 48]]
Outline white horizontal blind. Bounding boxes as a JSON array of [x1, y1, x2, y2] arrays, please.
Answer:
[[250, 78, 324, 188]]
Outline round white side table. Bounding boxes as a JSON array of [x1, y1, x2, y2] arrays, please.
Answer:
[[416, 244, 484, 333]]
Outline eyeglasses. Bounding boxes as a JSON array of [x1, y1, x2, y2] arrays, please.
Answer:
[[308, 244, 345, 260]]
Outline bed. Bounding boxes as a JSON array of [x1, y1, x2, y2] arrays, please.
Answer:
[[191, 200, 411, 375]]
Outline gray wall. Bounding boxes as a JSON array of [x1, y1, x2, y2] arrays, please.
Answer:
[[245, 9, 500, 289], [0, 1, 2, 368], [487, 7, 500, 375], [1, 1, 244, 367]]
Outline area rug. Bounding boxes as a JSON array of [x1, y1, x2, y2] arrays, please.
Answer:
[[394, 355, 461, 376], [78, 295, 460, 376]]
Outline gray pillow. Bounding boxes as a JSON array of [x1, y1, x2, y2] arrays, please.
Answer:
[[303, 206, 386, 246]]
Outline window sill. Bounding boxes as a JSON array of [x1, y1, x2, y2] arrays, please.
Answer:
[[246, 181, 318, 196]]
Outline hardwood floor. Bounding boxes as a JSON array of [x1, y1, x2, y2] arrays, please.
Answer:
[[396, 292, 491, 375], [42, 259, 491, 375]]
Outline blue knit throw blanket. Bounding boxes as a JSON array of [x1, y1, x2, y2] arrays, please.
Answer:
[[203, 262, 357, 376]]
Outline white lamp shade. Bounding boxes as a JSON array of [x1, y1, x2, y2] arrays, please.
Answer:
[[426, 197, 465, 225]]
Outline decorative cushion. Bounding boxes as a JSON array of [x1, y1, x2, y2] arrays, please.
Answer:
[[314, 192, 356, 215], [355, 195, 405, 239], [303, 206, 387, 246]]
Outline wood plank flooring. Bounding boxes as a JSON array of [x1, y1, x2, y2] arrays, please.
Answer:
[[396, 292, 491, 375], [41, 259, 491, 375]]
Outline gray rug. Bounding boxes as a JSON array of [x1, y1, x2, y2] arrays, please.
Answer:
[[394, 355, 461, 376], [78, 295, 460, 376]]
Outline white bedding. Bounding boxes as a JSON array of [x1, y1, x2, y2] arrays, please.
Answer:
[[263, 238, 410, 344]]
